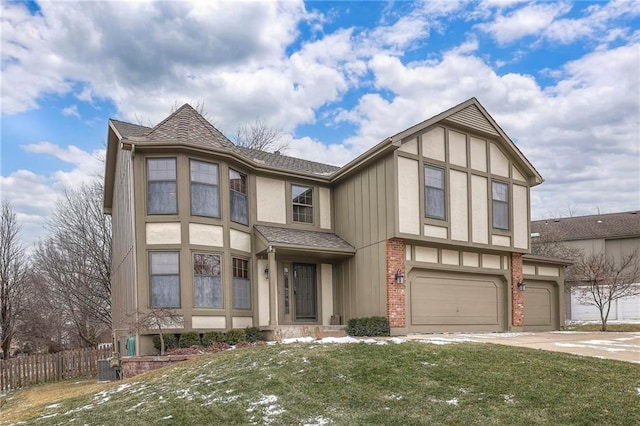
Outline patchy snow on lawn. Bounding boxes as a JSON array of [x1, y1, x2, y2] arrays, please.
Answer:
[[446, 397, 459, 406], [246, 394, 285, 425], [303, 416, 333, 425]]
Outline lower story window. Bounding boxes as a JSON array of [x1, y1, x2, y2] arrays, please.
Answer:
[[150, 252, 180, 308], [232, 258, 251, 309], [193, 253, 222, 308]]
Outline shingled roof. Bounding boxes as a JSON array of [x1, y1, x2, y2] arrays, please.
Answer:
[[109, 104, 338, 176], [254, 225, 355, 252], [110, 120, 151, 138], [531, 211, 640, 241]]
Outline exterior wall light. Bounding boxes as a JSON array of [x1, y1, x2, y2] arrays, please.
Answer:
[[395, 270, 405, 285], [264, 266, 269, 279], [517, 279, 526, 291]]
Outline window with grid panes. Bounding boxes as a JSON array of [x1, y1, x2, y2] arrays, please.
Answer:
[[232, 258, 251, 309], [149, 252, 180, 308], [229, 169, 248, 225], [147, 158, 177, 214], [292, 185, 313, 223], [193, 253, 222, 308], [492, 181, 509, 230], [190, 160, 220, 217], [424, 165, 445, 220]]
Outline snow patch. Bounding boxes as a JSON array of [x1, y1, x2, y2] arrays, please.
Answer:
[[384, 394, 403, 400], [446, 397, 459, 406], [247, 394, 285, 425], [303, 416, 333, 425], [161, 415, 173, 420], [45, 403, 62, 409], [504, 394, 515, 404]]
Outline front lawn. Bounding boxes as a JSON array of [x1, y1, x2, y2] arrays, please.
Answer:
[[2, 341, 639, 425]]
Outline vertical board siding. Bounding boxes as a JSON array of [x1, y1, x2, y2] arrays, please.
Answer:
[[333, 155, 394, 321]]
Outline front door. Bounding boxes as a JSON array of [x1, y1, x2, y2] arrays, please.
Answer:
[[293, 263, 317, 321]]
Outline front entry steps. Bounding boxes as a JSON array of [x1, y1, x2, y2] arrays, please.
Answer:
[[261, 325, 347, 342]]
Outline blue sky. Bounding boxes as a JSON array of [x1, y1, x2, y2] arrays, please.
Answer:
[[1, 0, 639, 246]]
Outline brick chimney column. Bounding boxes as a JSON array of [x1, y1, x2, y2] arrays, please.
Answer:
[[511, 252, 524, 328], [386, 238, 406, 328]]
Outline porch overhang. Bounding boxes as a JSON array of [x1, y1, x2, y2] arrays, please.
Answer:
[[254, 225, 355, 260]]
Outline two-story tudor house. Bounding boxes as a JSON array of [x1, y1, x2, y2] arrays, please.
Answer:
[[104, 98, 568, 355]]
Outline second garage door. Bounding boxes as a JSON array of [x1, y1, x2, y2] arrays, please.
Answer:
[[523, 281, 558, 331], [408, 271, 506, 333]]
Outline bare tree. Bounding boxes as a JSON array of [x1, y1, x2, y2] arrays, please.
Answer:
[[0, 201, 29, 359], [233, 119, 288, 153], [531, 229, 583, 263], [571, 250, 640, 331], [127, 308, 182, 355], [33, 181, 112, 347]]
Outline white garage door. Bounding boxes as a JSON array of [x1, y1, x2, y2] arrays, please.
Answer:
[[570, 285, 640, 321], [408, 271, 506, 333], [524, 281, 559, 331]]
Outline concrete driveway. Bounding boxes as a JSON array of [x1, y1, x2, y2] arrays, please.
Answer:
[[407, 332, 640, 364]]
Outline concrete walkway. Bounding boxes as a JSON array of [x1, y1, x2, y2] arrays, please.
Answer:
[[407, 332, 640, 364]]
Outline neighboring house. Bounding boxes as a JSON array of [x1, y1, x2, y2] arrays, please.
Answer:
[[103, 98, 567, 355], [532, 212, 640, 322]]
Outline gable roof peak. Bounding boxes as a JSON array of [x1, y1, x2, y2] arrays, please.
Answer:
[[145, 103, 235, 149]]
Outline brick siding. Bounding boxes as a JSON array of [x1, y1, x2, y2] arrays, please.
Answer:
[[511, 252, 524, 327], [386, 238, 406, 328]]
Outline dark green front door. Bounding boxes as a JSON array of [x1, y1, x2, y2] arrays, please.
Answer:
[[293, 263, 317, 321]]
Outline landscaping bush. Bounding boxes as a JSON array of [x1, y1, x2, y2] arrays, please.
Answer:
[[346, 316, 390, 336], [152, 333, 177, 353], [245, 326, 262, 343], [179, 332, 202, 348], [225, 329, 246, 345], [202, 331, 226, 346]]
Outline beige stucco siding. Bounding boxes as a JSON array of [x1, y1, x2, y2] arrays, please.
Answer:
[[471, 175, 489, 244], [321, 264, 333, 326], [449, 169, 469, 241], [398, 137, 418, 155], [146, 223, 181, 245], [257, 259, 270, 326], [424, 224, 448, 239], [492, 235, 511, 247], [230, 229, 251, 252], [512, 166, 526, 182], [448, 130, 467, 167], [232, 317, 253, 328], [422, 127, 445, 161], [192, 316, 226, 329], [415, 246, 438, 263], [490, 143, 509, 177], [319, 187, 332, 229], [397, 156, 420, 235], [256, 176, 286, 224], [470, 137, 487, 172], [189, 223, 224, 247], [513, 184, 529, 249]]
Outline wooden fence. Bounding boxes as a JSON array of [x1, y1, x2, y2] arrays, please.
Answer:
[[0, 347, 112, 393]]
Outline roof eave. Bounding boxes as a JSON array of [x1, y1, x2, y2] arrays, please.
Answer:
[[330, 137, 395, 182]]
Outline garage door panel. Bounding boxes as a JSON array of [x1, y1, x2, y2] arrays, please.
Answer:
[[524, 287, 552, 326], [408, 273, 505, 332], [524, 281, 558, 331]]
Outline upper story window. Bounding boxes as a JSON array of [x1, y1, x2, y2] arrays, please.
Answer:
[[492, 181, 509, 230], [149, 251, 180, 308], [229, 169, 249, 225], [424, 165, 445, 220], [190, 160, 220, 218], [147, 158, 177, 214], [232, 257, 251, 310], [193, 252, 222, 308], [292, 185, 313, 223]]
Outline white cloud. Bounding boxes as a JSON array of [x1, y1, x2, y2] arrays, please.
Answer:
[[477, 2, 573, 44], [62, 104, 80, 118], [1, 143, 105, 245]]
